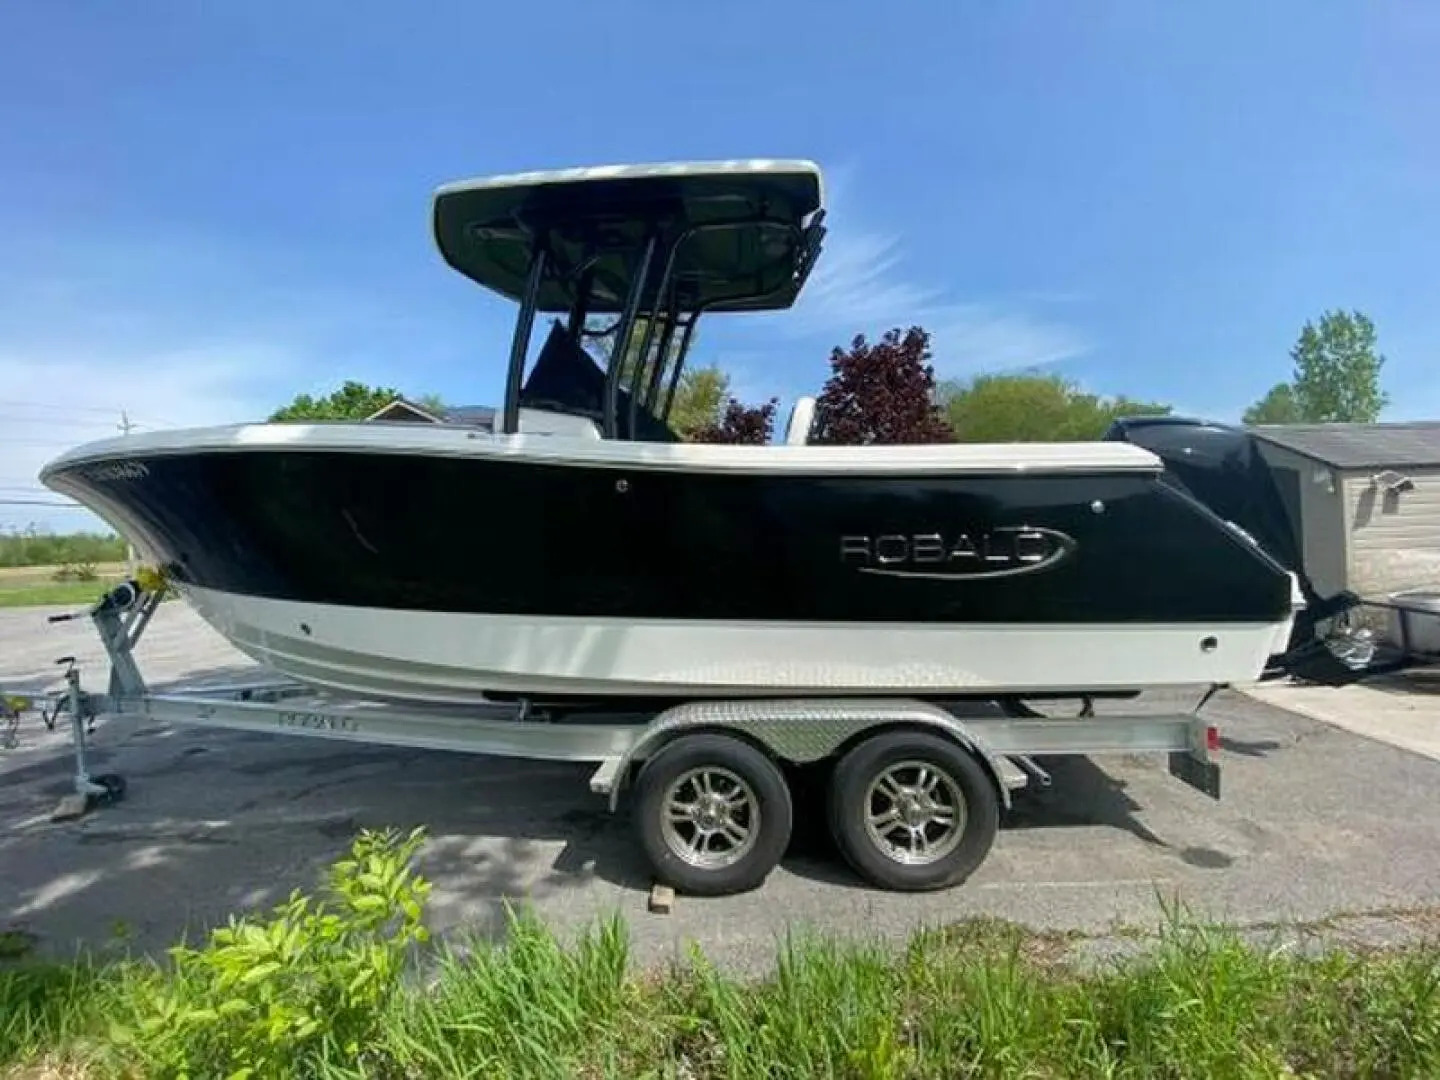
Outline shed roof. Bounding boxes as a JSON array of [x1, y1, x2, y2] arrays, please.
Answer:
[[1250, 421, 1440, 469]]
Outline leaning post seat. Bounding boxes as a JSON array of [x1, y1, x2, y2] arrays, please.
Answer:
[[785, 396, 817, 445]]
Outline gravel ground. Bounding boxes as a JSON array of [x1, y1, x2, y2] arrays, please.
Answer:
[[4, 600, 1440, 974]]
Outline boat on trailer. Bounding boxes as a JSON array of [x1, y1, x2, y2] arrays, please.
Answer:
[[40, 159, 1303, 708], [21, 159, 1314, 897]]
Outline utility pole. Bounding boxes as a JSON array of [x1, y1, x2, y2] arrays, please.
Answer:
[[118, 411, 137, 572]]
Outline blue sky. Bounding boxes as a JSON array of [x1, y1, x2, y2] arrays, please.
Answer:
[[2, 1, 1438, 530]]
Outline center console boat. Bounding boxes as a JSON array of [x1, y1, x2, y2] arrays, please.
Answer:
[[39, 159, 1303, 708], [24, 159, 1310, 899]]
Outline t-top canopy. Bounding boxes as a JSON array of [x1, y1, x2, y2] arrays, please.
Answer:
[[431, 159, 826, 314]]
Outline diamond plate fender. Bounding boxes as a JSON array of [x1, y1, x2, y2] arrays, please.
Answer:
[[604, 697, 1014, 812]]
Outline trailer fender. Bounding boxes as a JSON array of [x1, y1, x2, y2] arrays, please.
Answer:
[[605, 698, 1014, 813]]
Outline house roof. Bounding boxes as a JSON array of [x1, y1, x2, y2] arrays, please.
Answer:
[[439, 405, 496, 427], [364, 399, 495, 428], [366, 398, 446, 423], [1250, 421, 1440, 470]]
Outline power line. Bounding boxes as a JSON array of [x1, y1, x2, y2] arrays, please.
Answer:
[[0, 402, 179, 428], [0, 415, 120, 427], [0, 438, 97, 448], [0, 424, 167, 438], [0, 409, 161, 448], [0, 399, 125, 416]]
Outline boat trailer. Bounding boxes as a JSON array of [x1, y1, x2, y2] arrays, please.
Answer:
[[5, 580, 1228, 897]]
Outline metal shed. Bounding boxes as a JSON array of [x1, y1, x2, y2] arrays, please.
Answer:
[[1249, 422, 1440, 603]]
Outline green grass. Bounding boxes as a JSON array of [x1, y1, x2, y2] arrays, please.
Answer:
[[0, 530, 127, 570], [3, 829, 1438, 1079], [0, 579, 114, 610]]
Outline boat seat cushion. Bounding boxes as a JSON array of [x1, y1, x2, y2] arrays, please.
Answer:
[[785, 395, 817, 445]]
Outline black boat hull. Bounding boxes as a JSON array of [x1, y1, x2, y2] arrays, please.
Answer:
[[41, 426, 1301, 703]]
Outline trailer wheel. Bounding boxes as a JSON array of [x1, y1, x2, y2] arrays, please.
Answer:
[[633, 733, 793, 897], [827, 730, 999, 892]]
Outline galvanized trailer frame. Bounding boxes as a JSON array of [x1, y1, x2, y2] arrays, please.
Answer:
[[9, 581, 1226, 896]]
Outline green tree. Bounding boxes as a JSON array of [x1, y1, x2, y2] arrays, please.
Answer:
[[667, 365, 731, 438], [1242, 309, 1389, 425], [586, 314, 734, 438], [269, 381, 406, 422], [939, 372, 1172, 442], [1289, 309, 1388, 422], [1241, 382, 1302, 425]]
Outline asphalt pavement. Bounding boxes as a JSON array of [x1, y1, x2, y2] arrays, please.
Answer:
[[4, 600, 1440, 974]]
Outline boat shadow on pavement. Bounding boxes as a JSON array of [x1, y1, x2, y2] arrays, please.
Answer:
[[0, 717, 653, 960], [776, 752, 1235, 890], [0, 695, 1214, 961]]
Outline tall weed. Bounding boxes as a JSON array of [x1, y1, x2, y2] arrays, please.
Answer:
[[2, 827, 1438, 1079], [109, 826, 430, 1078]]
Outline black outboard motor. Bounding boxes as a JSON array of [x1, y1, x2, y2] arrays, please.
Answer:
[[1104, 416, 1366, 682]]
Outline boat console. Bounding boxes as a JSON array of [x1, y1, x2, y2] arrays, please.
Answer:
[[431, 160, 827, 441]]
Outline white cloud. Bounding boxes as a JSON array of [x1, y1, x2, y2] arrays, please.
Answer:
[[0, 345, 292, 531], [0, 220, 461, 533], [782, 165, 1090, 380]]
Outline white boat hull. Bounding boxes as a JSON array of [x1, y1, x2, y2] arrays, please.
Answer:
[[179, 582, 1299, 705]]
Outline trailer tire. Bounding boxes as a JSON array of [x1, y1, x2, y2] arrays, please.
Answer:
[[827, 730, 999, 892], [633, 733, 793, 897]]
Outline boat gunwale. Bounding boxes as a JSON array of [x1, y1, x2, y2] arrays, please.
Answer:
[[40, 422, 1166, 480]]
